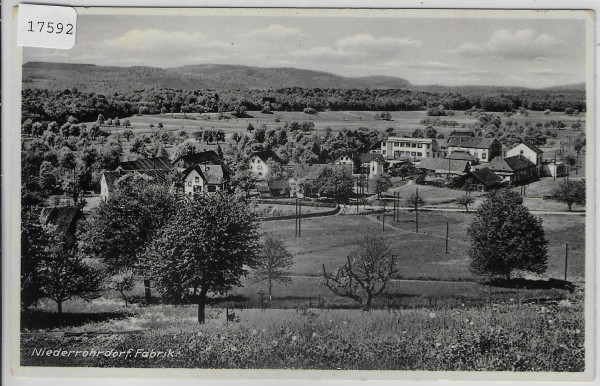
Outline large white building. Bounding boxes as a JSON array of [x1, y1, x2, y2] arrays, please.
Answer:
[[380, 137, 443, 161]]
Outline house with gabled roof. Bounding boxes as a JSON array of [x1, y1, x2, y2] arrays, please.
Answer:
[[463, 167, 504, 191], [358, 153, 386, 178], [181, 164, 226, 195], [487, 155, 538, 184], [248, 150, 285, 179], [446, 136, 502, 163], [506, 142, 544, 167]]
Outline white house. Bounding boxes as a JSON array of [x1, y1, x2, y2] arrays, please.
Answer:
[[446, 137, 502, 163], [182, 164, 226, 195], [334, 155, 354, 167], [358, 153, 386, 178], [380, 137, 443, 161], [248, 150, 284, 179], [506, 142, 544, 176]]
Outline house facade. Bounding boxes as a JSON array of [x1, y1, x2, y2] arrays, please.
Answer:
[[182, 164, 226, 195], [506, 142, 544, 176], [249, 150, 284, 179], [380, 137, 443, 161], [446, 137, 502, 163], [358, 153, 386, 178]]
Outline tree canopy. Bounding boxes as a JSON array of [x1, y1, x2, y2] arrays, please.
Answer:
[[467, 189, 548, 280]]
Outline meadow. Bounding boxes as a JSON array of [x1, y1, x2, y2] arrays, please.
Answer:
[[21, 290, 585, 371]]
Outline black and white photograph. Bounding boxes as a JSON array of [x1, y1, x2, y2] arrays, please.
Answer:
[[6, 6, 594, 380]]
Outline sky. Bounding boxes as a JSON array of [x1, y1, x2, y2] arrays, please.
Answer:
[[23, 10, 589, 88]]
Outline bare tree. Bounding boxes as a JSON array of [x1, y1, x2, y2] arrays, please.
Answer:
[[323, 236, 397, 311]]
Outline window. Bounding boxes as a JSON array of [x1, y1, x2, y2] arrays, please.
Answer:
[[394, 142, 399, 147], [258, 172, 262, 176], [382, 150, 386, 155], [412, 143, 416, 148], [193, 185, 202, 193], [187, 181, 192, 186], [482, 153, 487, 160], [257, 165, 263, 170], [520, 150, 524, 155], [426, 152, 430, 157], [411, 152, 416, 156], [195, 176, 200, 183], [208, 186, 216, 192], [417, 144, 422, 148]]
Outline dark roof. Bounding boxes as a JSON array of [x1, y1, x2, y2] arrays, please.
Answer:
[[39, 206, 83, 240], [449, 130, 474, 138], [445, 152, 477, 162], [447, 137, 499, 149], [518, 142, 544, 154], [469, 168, 503, 187], [118, 156, 173, 171], [182, 164, 224, 185], [249, 150, 284, 164], [488, 155, 536, 173], [418, 158, 470, 174], [268, 179, 290, 190], [173, 151, 224, 168], [359, 153, 386, 164]]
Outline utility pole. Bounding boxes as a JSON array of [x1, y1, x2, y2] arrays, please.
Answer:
[[415, 188, 419, 233], [295, 198, 299, 237], [393, 192, 397, 222], [382, 207, 385, 232], [564, 242, 569, 281], [298, 198, 302, 238], [445, 221, 449, 253]]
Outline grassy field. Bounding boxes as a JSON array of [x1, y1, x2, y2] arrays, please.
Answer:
[[21, 289, 585, 371]]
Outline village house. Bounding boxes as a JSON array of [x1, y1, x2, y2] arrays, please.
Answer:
[[486, 154, 538, 184], [257, 179, 291, 198], [460, 167, 504, 191], [334, 154, 355, 169], [248, 150, 285, 179], [181, 164, 226, 195], [358, 153, 386, 178], [446, 136, 502, 163], [380, 137, 443, 161], [506, 142, 544, 176]]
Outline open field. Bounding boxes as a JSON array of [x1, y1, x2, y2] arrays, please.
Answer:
[[21, 290, 584, 370]]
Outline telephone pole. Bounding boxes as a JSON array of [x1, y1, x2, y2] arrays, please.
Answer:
[[564, 242, 569, 281], [445, 221, 449, 253], [415, 188, 419, 233]]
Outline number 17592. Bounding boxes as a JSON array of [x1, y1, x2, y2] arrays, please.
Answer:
[[27, 21, 74, 35]]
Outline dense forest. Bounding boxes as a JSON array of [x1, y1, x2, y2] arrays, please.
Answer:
[[22, 86, 586, 124]]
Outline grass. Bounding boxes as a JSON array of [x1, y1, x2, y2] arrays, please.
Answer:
[[21, 289, 585, 371]]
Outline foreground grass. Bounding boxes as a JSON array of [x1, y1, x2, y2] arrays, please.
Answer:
[[21, 291, 584, 371]]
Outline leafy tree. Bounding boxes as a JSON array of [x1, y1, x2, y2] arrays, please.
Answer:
[[425, 126, 438, 139], [32, 122, 44, 137], [468, 189, 548, 280], [122, 129, 134, 142], [456, 195, 475, 212], [247, 123, 255, 133], [253, 235, 294, 300], [411, 128, 424, 138], [122, 119, 131, 128], [174, 142, 196, 158], [316, 166, 354, 204], [303, 107, 317, 115], [79, 174, 177, 301], [107, 268, 135, 307], [232, 169, 258, 198], [22, 118, 33, 135], [551, 180, 586, 211], [372, 173, 392, 199], [323, 236, 397, 311], [38, 247, 103, 314], [21, 207, 50, 308], [146, 193, 260, 323]]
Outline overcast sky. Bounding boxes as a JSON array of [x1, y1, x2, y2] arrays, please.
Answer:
[[24, 11, 588, 88]]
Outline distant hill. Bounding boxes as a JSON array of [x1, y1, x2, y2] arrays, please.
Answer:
[[22, 62, 412, 93]]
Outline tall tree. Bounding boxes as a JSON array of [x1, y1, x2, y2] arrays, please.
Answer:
[[253, 235, 294, 300], [146, 193, 260, 323], [468, 189, 548, 280], [323, 236, 397, 311]]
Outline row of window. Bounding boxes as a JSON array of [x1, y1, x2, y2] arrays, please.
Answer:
[[387, 142, 429, 149], [394, 151, 429, 157]]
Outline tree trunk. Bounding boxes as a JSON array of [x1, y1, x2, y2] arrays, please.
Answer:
[[568, 202, 573, 211], [197, 287, 209, 324], [365, 297, 372, 312], [57, 301, 62, 315], [119, 290, 128, 307], [268, 278, 273, 301], [143, 278, 152, 304]]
